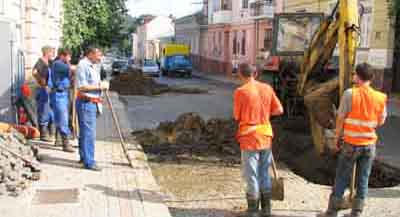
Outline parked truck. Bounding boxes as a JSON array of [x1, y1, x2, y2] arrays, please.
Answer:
[[160, 44, 193, 77]]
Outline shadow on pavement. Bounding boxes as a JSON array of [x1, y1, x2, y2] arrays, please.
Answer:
[[169, 207, 316, 217], [369, 188, 400, 198], [86, 184, 168, 203], [38, 154, 82, 169]]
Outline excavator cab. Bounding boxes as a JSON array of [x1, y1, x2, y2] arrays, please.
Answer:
[[271, 0, 361, 154]]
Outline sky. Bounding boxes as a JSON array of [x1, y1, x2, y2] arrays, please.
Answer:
[[127, 0, 203, 18]]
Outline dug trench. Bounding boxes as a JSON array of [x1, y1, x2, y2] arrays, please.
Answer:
[[131, 113, 400, 191]]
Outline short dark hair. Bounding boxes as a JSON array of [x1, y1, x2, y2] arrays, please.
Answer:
[[84, 46, 99, 56], [58, 47, 72, 56], [356, 63, 374, 81], [239, 63, 255, 78]]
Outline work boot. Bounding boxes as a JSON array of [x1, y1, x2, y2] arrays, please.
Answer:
[[260, 193, 271, 217], [39, 125, 52, 142], [246, 194, 260, 217], [62, 136, 75, 153], [54, 130, 62, 146], [344, 199, 364, 217], [317, 194, 341, 217]]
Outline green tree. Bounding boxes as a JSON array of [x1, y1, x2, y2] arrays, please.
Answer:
[[62, 0, 128, 56]]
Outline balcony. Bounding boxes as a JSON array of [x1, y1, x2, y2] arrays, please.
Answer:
[[250, 0, 275, 19], [212, 10, 233, 24]]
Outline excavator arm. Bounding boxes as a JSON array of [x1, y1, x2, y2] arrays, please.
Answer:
[[296, 0, 360, 153]]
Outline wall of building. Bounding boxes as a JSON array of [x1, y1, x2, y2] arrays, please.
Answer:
[[284, 0, 393, 70]]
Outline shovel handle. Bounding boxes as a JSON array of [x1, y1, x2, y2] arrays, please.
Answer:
[[104, 91, 134, 166], [271, 153, 279, 179], [350, 162, 357, 198]]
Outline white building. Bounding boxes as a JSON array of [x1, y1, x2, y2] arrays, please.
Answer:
[[0, 0, 63, 122], [137, 16, 175, 61]]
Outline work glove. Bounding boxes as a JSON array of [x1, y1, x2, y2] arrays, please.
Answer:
[[99, 81, 110, 90]]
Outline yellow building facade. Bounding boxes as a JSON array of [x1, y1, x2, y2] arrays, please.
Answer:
[[284, 0, 394, 69]]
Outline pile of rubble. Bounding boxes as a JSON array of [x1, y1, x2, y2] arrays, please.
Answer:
[[131, 113, 240, 164], [0, 129, 40, 196], [110, 70, 208, 96]]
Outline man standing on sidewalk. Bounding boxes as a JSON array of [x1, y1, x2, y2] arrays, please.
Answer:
[[318, 63, 387, 217], [234, 63, 283, 217], [32, 46, 55, 142], [75, 47, 109, 171], [49, 48, 75, 153]]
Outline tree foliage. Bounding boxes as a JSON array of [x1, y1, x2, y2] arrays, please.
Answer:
[[62, 0, 128, 55]]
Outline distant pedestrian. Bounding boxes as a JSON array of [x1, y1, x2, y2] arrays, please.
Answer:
[[32, 46, 55, 142], [233, 63, 283, 217], [49, 48, 75, 152], [75, 47, 109, 171], [318, 63, 387, 217]]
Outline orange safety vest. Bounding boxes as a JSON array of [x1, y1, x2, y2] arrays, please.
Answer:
[[343, 86, 387, 146], [238, 123, 273, 137]]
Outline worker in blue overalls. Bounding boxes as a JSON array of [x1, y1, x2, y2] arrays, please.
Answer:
[[32, 46, 55, 142], [49, 48, 75, 153]]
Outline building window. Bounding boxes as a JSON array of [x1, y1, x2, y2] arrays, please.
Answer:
[[264, 29, 273, 51], [242, 0, 249, 9], [233, 31, 238, 55], [241, 30, 246, 55], [218, 32, 222, 55], [375, 32, 382, 40], [222, 0, 232, 10]]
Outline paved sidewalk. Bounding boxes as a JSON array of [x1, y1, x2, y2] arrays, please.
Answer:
[[0, 92, 171, 217]]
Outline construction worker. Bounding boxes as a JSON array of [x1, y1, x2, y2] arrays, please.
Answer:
[[318, 63, 387, 217], [32, 46, 55, 142], [49, 48, 75, 153], [233, 63, 283, 217], [75, 47, 109, 171]]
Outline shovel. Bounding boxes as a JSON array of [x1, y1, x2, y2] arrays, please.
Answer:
[[104, 91, 133, 166], [271, 154, 284, 201]]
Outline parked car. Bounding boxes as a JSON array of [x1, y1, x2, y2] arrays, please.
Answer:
[[141, 60, 160, 77], [112, 60, 128, 75], [102, 56, 114, 73]]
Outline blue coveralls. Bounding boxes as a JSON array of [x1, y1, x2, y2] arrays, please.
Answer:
[[49, 60, 72, 138], [75, 57, 101, 169], [36, 68, 54, 129]]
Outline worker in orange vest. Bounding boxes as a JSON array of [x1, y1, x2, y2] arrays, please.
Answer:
[[318, 63, 387, 217], [234, 63, 283, 217]]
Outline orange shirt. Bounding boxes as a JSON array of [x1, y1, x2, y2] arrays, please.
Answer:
[[233, 79, 283, 151]]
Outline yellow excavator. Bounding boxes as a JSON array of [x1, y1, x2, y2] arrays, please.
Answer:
[[272, 0, 361, 154]]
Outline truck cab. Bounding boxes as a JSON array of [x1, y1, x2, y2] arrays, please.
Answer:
[[160, 44, 193, 78]]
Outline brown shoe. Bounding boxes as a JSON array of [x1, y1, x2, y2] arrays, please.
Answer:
[[62, 136, 75, 153]]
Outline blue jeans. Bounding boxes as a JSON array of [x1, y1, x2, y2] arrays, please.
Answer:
[[76, 99, 97, 168], [241, 149, 272, 198], [333, 143, 376, 200], [50, 91, 71, 137], [36, 87, 54, 127]]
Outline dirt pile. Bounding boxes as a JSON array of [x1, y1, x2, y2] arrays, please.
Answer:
[[133, 112, 400, 188], [110, 70, 208, 96], [0, 130, 40, 196], [110, 71, 170, 96], [131, 113, 240, 164]]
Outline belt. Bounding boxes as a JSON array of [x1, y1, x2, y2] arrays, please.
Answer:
[[51, 88, 68, 93], [77, 93, 102, 103]]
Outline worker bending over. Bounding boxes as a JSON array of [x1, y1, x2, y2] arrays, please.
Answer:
[[318, 63, 387, 217], [32, 46, 55, 142], [49, 48, 75, 153], [75, 47, 109, 171], [234, 63, 283, 217]]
